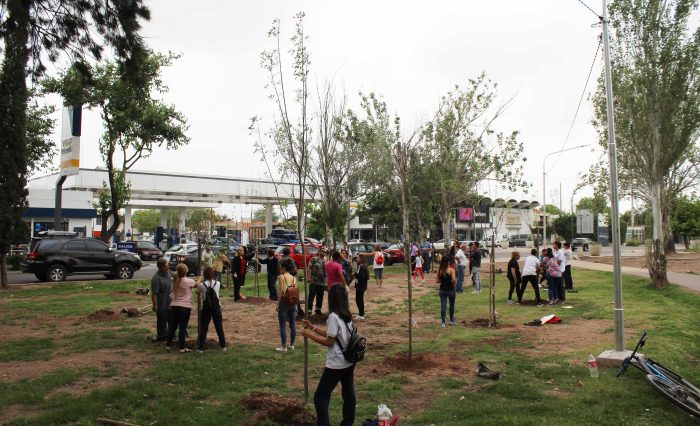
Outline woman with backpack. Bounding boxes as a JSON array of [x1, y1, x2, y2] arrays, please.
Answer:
[[166, 263, 201, 353], [436, 255, 457, 327], [302, 285, 357, 426], [196, 266, 226, 352], [353, 255, 369, 320], [275, 258, 298, 353]]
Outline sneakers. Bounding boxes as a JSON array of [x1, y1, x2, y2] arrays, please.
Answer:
[[275, 346, 287, 353], [441, 323, 446, 328], [354, 315, 365, 320], [449, 321, 456, 326], [507, 300, 514, 304]]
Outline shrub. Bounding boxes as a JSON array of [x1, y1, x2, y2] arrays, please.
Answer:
[[626, 239, 641, 247], [5, 254, 23, 271]]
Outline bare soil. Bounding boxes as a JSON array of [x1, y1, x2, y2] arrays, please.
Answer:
[[240, 392, 316, 426], [583, 252, 700, 275]]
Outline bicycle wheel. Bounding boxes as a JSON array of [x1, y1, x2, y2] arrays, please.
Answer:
[[645, 374, 700, 417], [647, 359, 700, 396]]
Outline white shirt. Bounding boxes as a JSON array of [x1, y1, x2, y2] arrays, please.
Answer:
[[326, 313, 354, 369], [415, 255, 423, 267], [522, 255, 540, 276], [197, 280, 221, 307], [555, 248, 567, 269], [373, 252, 384, 269], [455, 249, 467, 267]]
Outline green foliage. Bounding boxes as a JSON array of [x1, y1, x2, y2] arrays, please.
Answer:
[[5, 253, 23, 270], [552, 213, 575, 243], [626, 239, 641, 247], [252, 207, 279, 223], [25, 93, 57, 175], [671, 194, 700, 246]]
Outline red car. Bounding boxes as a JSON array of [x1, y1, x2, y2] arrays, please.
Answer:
[[383, 244, 405, 265], [275, 243, 319, 269]]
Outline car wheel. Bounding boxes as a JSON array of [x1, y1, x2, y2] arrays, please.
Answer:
[[116, 263, 135, 279], [46, 264, 67, 282]]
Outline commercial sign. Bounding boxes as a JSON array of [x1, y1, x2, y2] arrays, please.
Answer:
[[505, 212, 521, 227], [456, 205, 490, 224], [577, 209, 594, 234], [60, 105, 82, 176]]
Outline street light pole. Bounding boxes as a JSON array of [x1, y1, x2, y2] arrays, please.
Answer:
[[542, 144, 590, 248]]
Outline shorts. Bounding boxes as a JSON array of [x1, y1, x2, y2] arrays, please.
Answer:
[[374, 268, 383, 279]]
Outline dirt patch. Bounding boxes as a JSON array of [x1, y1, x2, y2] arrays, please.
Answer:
[[584, 253, 700, 275], [0, 404, 37, 424], [381, 352, 472, 377], [87, 309, 121, 321], [510, 319, 614, 360], [238, 297, 274, 306], [240, 391, 316, 426]]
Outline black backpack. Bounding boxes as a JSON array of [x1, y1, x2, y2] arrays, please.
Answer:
[[203, 281, 220, 310], [335, 320, 367, 364]]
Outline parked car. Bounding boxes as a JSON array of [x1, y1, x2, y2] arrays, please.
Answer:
[[162, 243, 197, 261], [347, 242, 389, 265], [383, 244, 406, 265], [433, 239, 447, 251], [571, 237, 591, 252], [22, 235, 142, 282], [480, 235, 507, 249], [270, 229, 300, 244], [133, 240, 162, 261], [459, 241, 490, 259], [304, 237, 322, 247], [275, 243, 318, 269], [169, 245, 225, 275]]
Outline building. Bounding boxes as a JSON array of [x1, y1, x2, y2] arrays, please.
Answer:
[[24, 189, 98, 237]]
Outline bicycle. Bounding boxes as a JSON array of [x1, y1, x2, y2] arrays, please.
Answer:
[[616, 331, 700, 418]]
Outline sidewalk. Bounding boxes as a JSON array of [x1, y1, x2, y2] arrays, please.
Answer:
[[571, 260, 700, 293]]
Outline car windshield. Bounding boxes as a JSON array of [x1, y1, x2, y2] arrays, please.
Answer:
[[388, 244, 401, 250], [137, 242, 155, 249]]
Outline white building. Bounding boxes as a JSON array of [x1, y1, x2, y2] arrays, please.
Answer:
[[25, 188, 97, 237]]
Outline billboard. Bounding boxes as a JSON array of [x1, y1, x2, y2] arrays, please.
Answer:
[[505, 212, 521, 227], [456, 205, 490, 224], [60, 105, 82, 176], [576, 209, 594, 234]]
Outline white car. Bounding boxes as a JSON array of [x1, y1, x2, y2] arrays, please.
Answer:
[[480, 236, 507, 249], [433, 239, 447, 251], [162, 243, 198, 261]]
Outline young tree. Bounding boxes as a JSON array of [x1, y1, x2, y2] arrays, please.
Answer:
[[671, 195, 700, 249], [591, 0, 700, 287], [0, 0, 150, 289], [44, 52, 190, 242]]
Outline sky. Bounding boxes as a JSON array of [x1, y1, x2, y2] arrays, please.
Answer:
[[38, 0, 675, 219]]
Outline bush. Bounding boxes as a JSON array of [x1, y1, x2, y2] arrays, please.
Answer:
[[5, 254, 23, 271], [626, 239, 641, 247]]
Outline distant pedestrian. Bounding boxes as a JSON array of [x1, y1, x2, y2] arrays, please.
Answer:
[[150, 258, 173, 342], [196, 267, 226, 352], [563, 242, 577, 290], [553, 241, 567, 302], [166, 263, 200, 353], [257, 249, 279, 301], [412, 253, 425, 284], [302, 285, 357, 426], [436, 256, 457, 327], [420, 238, 432, 273], [354, 255, 369, 319], [307, 249, 327, 315], [212, 250, 231, 284], [545, 248, 562, 305], [231, 246, 248, 302], [340, 249, 353, 286], [372, 245, 384, 288], [469, 242, 482, 294], [326, 251, 347, 289], [201, 244, 214, 271], [519, 248, 543, 305], [410, 242, 418, 272], [275, 259, 298, 353], [506, 251, 521, 304], [455, 243, 468, 293]]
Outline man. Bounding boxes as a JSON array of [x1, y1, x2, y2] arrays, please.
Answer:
[[201, 244, 214, 271], [257, 249, 279, 301], [307, 249, 327, 314], [150, 258, 173, 342], [213, 249, 231, 284], [455, 243, 468, 293], [469, 242, 482, 294], [420, 238, 432, 274], [553, 241, 567, 302]]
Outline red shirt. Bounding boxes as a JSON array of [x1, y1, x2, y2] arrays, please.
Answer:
[[239, 258, 246, 276], [325, 261, 344, 288]]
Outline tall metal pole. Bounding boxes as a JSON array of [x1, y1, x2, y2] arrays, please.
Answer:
[[54, 175, 67, 230], [602, 0, 625, 352]]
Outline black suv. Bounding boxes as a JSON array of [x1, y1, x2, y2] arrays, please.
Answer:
[[22, 234, 143, 282]]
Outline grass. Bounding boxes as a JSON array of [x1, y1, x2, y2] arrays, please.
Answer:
[[0, 267, 698, 425]]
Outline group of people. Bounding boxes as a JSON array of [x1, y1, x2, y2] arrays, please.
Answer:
[[506, 241, 576, 306], [438, 241, 483, 294]]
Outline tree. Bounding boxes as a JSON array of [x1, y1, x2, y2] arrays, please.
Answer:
[[552, 213, 576, 243], [26, 94, 57, 175], [252, 207, 279, 223], [44, 52, 190, 242], [671, 195, 700, 249], [0, 0, 150, 289], [591, 0, 700, 287], [356, 190, 402, 241]]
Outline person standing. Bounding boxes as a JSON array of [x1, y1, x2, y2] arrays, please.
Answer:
[[553, 241, 567, 303], [412, 253, 425, 284], [506, 251, 521, 304], [563, 242, 577, 290], [257, 249, 279, 301], [302, 285, 357, 426], [519, 249, 543, 305], [372, 245, 384, 288], [150, 258, 173, 342], [454, 243, 468, 293], [275, 259, 298, 353], [166, 263, 200, 353], [436, 256, 457, 327], [340, 249, 353, 286], [469, 242, 482, 294], [354, 255, 369, 319], [212, 250, 231, 285], [420, 238, 432, 274], [307, 249, 327, 315], [201, 244, 214, 271], [196, 267, 226, 352], [231, 246, 248, 302], [326, 251, 347, 289], [409, 242, 418, 272], [545, 248, 562, 305]]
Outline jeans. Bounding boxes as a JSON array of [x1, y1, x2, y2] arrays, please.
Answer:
[[155, 308, 169, 340], [314, 365, 356, 426], [167, 306, 191, 349], [278, 302, 297, 347], [307, 284, 324, 312], [547, 275, 562, 301], [422, 253, 430, 273], [215, 271, 222, 283], [355, 285, 366, 317], [557, 275, 566, 301], [268, 275, 279, 301], [471, 266, 481, 291], [508, 275, 520, 301], [456, 265, 466, 292], [439, 289, 456, 324], [564, 265, 573, 289], [519, 275, 542, 304], [233, 275, 245, 301], [199, 306, 226, 350]]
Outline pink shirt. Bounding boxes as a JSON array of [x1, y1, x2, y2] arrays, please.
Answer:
[[325, 261, 344, 288], [170, 277, 196, 308]]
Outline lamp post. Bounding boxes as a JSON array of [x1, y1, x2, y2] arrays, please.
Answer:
[[542, 144, 590, 248]]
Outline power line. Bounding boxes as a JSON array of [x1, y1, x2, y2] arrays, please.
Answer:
[[548, 41, 602, 172], [575, 0, 602, 19]]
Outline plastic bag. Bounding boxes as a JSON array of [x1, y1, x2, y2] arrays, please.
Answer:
[[377, 404, 393, 420]]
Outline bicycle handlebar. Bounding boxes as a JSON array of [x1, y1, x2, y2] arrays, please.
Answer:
[[616, 331, 647, 378]]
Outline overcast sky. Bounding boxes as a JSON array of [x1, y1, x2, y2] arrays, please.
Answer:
[[40, 0, 696, 219]]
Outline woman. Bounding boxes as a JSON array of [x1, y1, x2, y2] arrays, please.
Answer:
[[545, 248, 562, 305], [372, 245, 384, 288], [436, 256, 457, 327], [231, 246, 249, 302], [196, 266, 226, 352], [353, 255, 369, 320], [167, 263, 200, 353], [275, 259, 297, 353], [506, 251, 521, 304], [302, 285, 356, 426]]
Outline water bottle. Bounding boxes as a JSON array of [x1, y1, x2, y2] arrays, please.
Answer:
[[588, 354, 599, 378]]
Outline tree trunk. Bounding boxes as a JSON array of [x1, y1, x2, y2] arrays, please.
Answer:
[[0, 251, 8, 289], [401, 185, 413, 365], [649, 183, 668, 287], [440, 211, 451, 246]]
